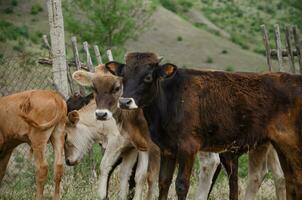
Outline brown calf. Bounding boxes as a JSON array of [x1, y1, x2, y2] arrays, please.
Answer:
[[0, 90, 67, 200], [72, 65, 160, 200]]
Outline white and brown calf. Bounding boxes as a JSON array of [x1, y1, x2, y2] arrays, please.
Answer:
[[196, 143, 285, 200], [64, 99, 160, 200]]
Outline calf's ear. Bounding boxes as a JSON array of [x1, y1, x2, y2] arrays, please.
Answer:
[[72, 70, 94, 86], [105, 61, 125, 76], [159, 63, 177, 79], [67, 111, 80, 126]]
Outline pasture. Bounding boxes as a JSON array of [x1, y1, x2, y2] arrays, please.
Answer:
[[0, 144, 277, 199]]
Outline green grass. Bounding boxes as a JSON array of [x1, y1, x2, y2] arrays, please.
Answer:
[[225, 65, 235, 72], [30, 4, 43, 15], [199, 0, 298, 53], [0, 144, 278, 200]]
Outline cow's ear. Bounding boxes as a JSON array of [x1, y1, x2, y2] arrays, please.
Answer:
[[72, 70, 94, 86], [67, 111, 80, 126], [159, 63, 177, 79], [105, 61, 125, 76]]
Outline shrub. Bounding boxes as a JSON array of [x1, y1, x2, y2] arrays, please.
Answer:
[[221, 49, 228, 54], [0, 20, 29, 41], [13, 40, 25, 52], [206, 56, 213, 63], [177, 36, 183, 41], [160, 0, 177, 12], [231, 34, 249, 50], [30, 4, 43, 15], [11, 0, 18, 6], [253, 48, 266, 56], [225, 65, 235, 72], [4, 7, 14, 14]]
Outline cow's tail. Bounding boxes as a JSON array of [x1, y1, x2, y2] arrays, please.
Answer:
[[20, 96, 62, 131]]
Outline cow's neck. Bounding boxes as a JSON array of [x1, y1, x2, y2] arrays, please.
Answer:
[[143, 71, 185, 149], [113, 107, 136, 129]]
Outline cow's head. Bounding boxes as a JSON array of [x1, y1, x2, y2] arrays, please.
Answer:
[[64, 111, 85, 166], [105, 52, 177, 109], [72, 65, 123, 121]]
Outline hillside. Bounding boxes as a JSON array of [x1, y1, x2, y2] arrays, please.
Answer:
[[0, 0, 276, 73], [126, 6, 268, 72]]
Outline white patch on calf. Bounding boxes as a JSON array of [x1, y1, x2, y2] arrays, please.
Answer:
[[133, 151, 149, 200], [195, 152, 220, 200]]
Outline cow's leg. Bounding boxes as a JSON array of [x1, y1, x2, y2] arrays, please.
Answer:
[[273, 147, 299, 200], [50, 123, 65, 200], [107, 156, 122, 198], [30, 128, 52, 200], [220, 152, 239, 200], [0, 149, 14, 183], [207, 163, 222, 199], [245, 143, 269, 200], [175, 152, 195, 200], [119, 149, 138, 200], [133, 151, 149, 200], [31, 136, 51, 200], [146, 147, 160, 200], [97, 136, 125, 200], [195, 152, 220, 200], [158, 152, 176, 200], [267, 146, 286, 200]]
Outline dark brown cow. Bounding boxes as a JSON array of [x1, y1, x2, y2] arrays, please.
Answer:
[[0, 90, 67, 200], [105, 52, 302, 200]]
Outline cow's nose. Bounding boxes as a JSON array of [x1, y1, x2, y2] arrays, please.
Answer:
[[119, 98, 138, 109], [95, 111, 107, 120], [66, 158, 71, 166], [119, 98, 132, 106]]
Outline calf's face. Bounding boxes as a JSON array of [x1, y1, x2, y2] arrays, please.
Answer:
[[105, 61, 177, 109], [72, 70, 122, 120], [93, 76, 123, 120], [64, 111, 84, 166]]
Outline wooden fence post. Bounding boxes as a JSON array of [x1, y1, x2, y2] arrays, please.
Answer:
[[71, 36, 85, 94], [285, 26, 296, 74], [83, 41, 95, 72], [274, 24, 284, 72], [106, 49, 113, 61], [42, 34, 52, 58], [71, 37, 82, 70], [93, 45, 103, 64], [46, 0, 69, 99], [261, 25, 272, 72], [293, 26, 302, 74]]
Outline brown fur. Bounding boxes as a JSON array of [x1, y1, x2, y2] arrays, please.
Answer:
[[72, 65, 160, 200], [109, 52, 302, 200], [125, 52, 161, 66], [0, 90, 67, 200]]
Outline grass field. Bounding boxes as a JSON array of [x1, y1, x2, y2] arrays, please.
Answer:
[[0, 143, 277, 200]]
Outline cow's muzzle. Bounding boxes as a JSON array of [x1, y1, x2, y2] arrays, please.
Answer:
[[95, 109, 112, 120], [118, 97, 138, 109]]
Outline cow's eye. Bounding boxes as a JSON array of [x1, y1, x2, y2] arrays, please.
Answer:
[[113, 86, 120, 93], [144, 74, 153, 83]]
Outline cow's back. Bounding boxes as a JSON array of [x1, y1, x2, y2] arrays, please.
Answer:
[[176, 70, 302, 151], [0, 90, 66, 141]]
